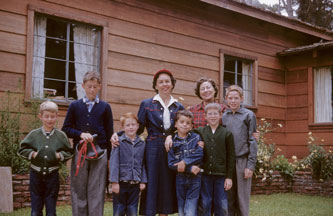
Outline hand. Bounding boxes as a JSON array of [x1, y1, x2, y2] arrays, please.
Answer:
[[175, 160, 185, 173], [197, 141, 204, 148], [111, 183, 120, 194], [80, 133, 93, 142], [244, 168, 253, 179], [191, 165, 201, 175], [224, 178, 232, 191], [164, 135, 173, 152], [56, 153, 61, 160], [110, 133, 120, 148], [253, 132, 260, 142], [32, 152, 38, 159], [140, 183, 146, 191]]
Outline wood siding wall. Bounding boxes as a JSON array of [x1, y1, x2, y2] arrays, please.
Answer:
[[0, 0, 328, 157]]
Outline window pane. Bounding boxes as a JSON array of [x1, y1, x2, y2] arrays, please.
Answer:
[[314, 66, 333, 123], [44, 58, 66, 80], [43, 79, 65, 99], [45, 38, 67, 60], [46, 17, 67, 40], [224, 58, 235, 72]]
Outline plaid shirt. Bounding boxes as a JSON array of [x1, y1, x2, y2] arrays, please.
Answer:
[[188, 102, 227, 129]]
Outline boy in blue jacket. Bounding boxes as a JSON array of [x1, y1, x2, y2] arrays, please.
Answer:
[[62, 71, 113, 216], [168, 110, 204, 216], [109, 112, 147, 216]]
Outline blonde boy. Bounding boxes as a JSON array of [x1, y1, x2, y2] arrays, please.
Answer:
[[109, 112, 146, 215], [18, 101, 74, 216], [223, 85, 258, 216]]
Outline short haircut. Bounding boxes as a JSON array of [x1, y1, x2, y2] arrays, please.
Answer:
[[204, 103, 222, 114], [175, 110, 194, 124], [83, 71, 101, 84], [225, 85, 243, 98], [120, 112, 139, 127], [194, 77, 219, 99], [152, 69, 176, 93], [39, 101, 58, 114]]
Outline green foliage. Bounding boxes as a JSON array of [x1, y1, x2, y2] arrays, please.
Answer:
[[299, 132, 333, 181], [255, 118, 279, 181], [272, 155, 294, 180], [0, 91, 41, 174]]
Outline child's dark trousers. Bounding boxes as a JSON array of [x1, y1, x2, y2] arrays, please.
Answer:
[[112, 182, 140, 216], [29, 169, 59, 216]]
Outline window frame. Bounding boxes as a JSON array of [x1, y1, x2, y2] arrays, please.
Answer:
[[219, 49, 258, 110], [308, 66, 333, 131], [26, 4, 109, 104]]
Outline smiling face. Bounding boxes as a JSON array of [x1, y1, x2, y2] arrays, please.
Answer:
[[175, 115, 193, 138], [155, 73, 173, 95], [205, 108, 222, 128], [123, 117, 139, 140], [226, 90, 243, 113], [199, 81, 216, 103], [39, 110, 57, 131], [82, 79, 101, 101]]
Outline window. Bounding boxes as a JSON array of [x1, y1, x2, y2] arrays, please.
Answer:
[[32, 13, 101, 101], [220, 51, 257, 107], [313, 66, 333, 123]]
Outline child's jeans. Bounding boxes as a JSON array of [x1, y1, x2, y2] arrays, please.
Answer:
[[113, 182, 140, 216], [29, 169, 59, 216], [175, 173, 201, 216], [200, 174, 228, 216]]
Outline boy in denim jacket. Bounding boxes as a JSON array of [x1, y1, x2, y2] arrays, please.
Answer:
[[109, 112, 147, 215], [168, 110, 204, 216]]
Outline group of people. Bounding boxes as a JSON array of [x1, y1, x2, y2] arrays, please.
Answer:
[[18, 69, 258, 216]]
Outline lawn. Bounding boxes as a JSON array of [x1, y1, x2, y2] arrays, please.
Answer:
[[1, 193, 332, 215]]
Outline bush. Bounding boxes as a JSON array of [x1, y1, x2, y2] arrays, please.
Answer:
[[299, 132, 333, 181], [272, 155, 294, 180], [0, 91, 41, 174]]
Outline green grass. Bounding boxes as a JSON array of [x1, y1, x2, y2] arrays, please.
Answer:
[[1, 193, 332, 215]]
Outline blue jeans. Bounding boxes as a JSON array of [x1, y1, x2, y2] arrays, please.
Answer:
[[29, 169, 59, 216], [200, 175, 228, 216], [176, 173, 201, 216], [113, 182, 140, 216]]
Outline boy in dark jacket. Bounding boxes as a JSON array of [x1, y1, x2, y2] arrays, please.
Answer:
[[18, 101, 74, 216], [109, 112, 147, 215], [168, 110, 204, 216], [62, 71, 113, 216], [195, 103, 235, 216]]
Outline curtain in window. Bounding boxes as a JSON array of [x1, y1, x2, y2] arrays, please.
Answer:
[[73, 24, 99, 99], [242, 62, 251, 105], [32, 16, 47, 98], [314, 67, 333, 123]]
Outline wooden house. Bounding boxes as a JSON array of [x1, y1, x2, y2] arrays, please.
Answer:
[[1, 0, 332, 158]]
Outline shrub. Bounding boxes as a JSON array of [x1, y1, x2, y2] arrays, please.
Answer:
[[0, 91, 41, 174], [299, 132, 333, 181], [272, 155, 294, 180]]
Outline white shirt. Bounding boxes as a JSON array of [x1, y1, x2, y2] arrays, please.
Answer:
[[153, 94, 177, 130]]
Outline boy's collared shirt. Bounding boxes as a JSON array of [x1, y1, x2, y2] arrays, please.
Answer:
[[222, 107, 257, 170], [188, 102, 227, 129], [109, 133, 147, 183], [83, 96, 100, 113], [168, 132, 203, 174]]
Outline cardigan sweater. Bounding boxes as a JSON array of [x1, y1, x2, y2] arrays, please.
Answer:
[[62, 99, 114, 152], [195, 125, 235, 179], [18, 127, 74, 175]]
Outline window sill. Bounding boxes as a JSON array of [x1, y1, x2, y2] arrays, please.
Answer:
[[244, 105, 258, 113], [308, 123, 333, 132]]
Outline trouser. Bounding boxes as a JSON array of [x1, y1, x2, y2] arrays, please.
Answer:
[[29, 169, 59, 216], [175, 173, 201, 216], [112, 182, 140, 216], [228, 157, 252, 216], [70, 152, 108, 216], [199, 175, 228, 216]]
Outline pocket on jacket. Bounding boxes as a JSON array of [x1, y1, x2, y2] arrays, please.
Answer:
[[120, 164, 128, 177]]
